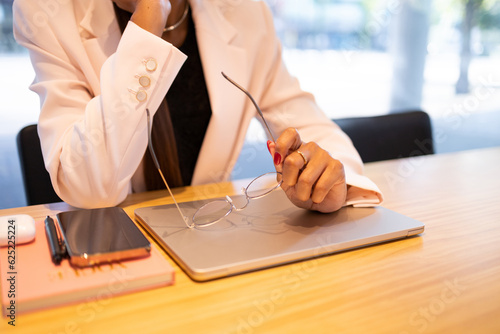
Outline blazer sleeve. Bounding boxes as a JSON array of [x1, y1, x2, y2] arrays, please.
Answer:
[[13, 3, 186, 208], [252, 3, 383, 207]]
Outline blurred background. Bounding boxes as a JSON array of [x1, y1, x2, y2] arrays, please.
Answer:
[[1, 0, 499, 209]]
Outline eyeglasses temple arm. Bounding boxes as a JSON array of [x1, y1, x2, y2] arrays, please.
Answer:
[[221, 72, 276, 143], [146, 109, 194, 229]]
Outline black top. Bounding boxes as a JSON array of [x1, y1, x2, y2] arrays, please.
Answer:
[[167, 13, 212, 185]]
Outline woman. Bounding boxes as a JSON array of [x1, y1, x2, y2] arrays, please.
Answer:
[[13, 0, 382, 211]]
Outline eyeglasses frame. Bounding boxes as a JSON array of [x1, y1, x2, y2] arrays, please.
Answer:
[[145, 72, 278, 229]]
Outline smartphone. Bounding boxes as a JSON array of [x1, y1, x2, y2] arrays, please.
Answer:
[[56, 207, 151, 267]]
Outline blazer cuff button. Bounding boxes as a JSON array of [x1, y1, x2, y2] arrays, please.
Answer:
[[145, 58, 157, 72], [139, 75, 151, 88], [135, 89, 147, 102]]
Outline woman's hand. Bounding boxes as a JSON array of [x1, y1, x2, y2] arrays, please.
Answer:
[[113, 0, 171, 36], [268, 128, 347, 213]]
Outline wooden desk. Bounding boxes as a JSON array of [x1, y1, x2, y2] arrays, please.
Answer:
[[2, 147, 499, 334]]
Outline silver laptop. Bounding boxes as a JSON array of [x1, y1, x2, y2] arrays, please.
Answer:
[[134, 189, 424, 281]]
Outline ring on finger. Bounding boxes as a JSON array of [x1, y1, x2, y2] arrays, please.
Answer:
[[296, 150, 308, 166]]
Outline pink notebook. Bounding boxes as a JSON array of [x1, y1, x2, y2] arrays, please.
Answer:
[[0, 219, 175, 315]]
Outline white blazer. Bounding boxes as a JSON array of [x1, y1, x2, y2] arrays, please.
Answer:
[[13, 0, 382, 209]]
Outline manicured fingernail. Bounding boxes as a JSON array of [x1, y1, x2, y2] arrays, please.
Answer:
[[274, 152, 282, 165], [267, 140, 272, 154]]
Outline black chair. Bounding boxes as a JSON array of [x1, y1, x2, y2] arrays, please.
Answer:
[[17, 124, 62, 205], [333, 110, 434, 163]]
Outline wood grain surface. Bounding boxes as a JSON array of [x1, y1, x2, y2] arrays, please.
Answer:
[[1, 147, 499, 334]]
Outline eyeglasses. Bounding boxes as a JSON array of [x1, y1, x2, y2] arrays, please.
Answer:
[[191, 171, 282, 227], [146, 72, 280, 229]]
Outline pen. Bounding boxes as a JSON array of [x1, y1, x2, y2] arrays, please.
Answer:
[[45, 215, 64, 265]]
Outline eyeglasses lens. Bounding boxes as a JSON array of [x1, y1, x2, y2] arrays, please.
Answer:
[[192, 200, 233, 226], [245, 172, 282, 199]]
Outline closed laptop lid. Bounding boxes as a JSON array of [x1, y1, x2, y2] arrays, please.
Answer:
[[135, 189, 424, 281]]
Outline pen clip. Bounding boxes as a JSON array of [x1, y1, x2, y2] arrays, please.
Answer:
[[45, 215, 66, 265], [55, 220, 66, 256]]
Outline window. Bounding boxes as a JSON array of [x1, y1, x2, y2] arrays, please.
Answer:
[[1, 0, 39, 208], [236, 0, 500, 178]]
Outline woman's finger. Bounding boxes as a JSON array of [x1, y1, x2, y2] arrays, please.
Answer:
[[273, 128, 302, 173]]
